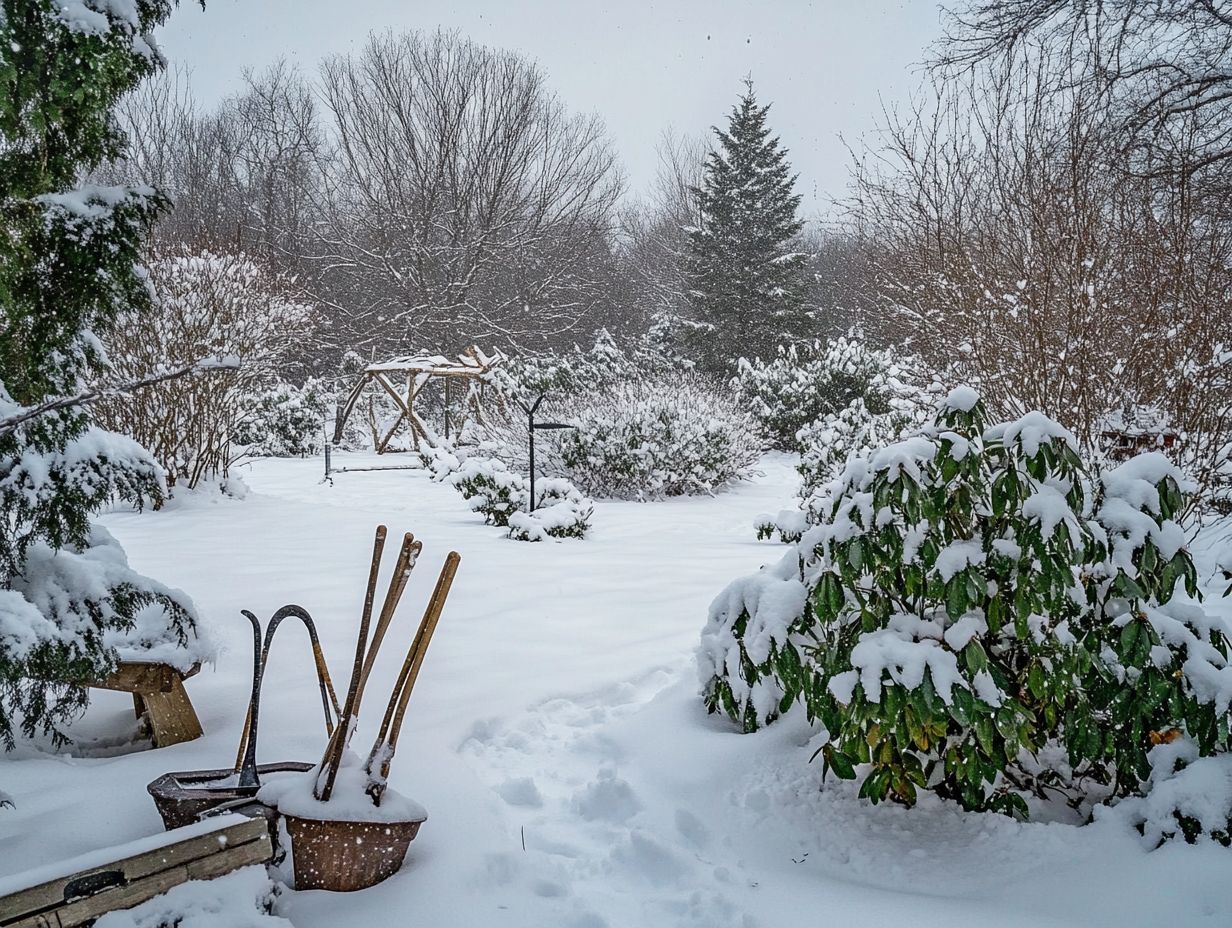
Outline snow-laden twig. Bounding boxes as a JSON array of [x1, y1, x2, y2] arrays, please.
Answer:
[[0, 356, 241, 436]]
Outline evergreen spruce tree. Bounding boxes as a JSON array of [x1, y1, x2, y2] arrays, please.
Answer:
[[685, 80, 808, 372], [0, 1, 201, 748]]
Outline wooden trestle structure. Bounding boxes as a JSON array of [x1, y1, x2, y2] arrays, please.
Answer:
[[333, 346, 504, 452]]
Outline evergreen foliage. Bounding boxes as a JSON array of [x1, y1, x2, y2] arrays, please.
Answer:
[[735, 336, 914, 452], [0, 0, 201, 747], [685, 80, 808, 372], [556, 374, 765, 500], [701, 388, 1232, 820]]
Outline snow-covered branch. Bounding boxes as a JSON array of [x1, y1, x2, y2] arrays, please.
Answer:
[[0, 356, 240, 436]]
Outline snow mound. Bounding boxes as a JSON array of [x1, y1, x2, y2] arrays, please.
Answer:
[[1101, 737, 1232, 847], [258, 751, 427, 824], [92, 866, 289, 928]]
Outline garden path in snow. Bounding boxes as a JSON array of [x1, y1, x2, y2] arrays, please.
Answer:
[[2, 452, 1230, 927]]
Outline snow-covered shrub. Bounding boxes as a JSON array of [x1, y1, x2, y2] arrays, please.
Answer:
[[419, 439, 468, 482], [508, 478, 593, 541], [443, 455, 593, 539], [233, 379, 328, 457], [497, 329, 636, 402], [463, 400, 565, 478], [1101, 736, 1232, 847], [477, 331, 632, 475], [699, 387, 1232, 819], [557, 374, 765, 499], [754, 509, 809, 544], [742, 338, 930, 543], [448, 458, 526, 527], [96, 249, 313, 488], [480, 333, 750, 503], [796, 393, 930, 515], [735, 336, 913, 452]]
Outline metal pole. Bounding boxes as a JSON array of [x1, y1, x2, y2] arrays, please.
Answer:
[[443, 378, 451, 441], [528, 400, 536, 512]]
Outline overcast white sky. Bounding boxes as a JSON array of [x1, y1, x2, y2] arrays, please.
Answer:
[[159, 1, 944, 216]]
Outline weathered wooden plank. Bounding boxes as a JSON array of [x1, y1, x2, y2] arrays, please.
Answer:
[[93, 662, 176, 695], [32, 867, 188, 928], [183, 837, 271, 882], [47, 837, 272, 928], [95, 662, 200, 696], [0, 816, 268, 925]]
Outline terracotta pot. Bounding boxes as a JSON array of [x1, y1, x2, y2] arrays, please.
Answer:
[[282, 813, 424, 892], [147, 762, 314, 830]]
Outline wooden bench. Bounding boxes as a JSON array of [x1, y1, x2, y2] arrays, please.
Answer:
[[92, 661, 203, 749], [0, 814, 270, 928]]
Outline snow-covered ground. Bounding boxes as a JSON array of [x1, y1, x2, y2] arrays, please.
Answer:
[[2, 452, 1230, 927]]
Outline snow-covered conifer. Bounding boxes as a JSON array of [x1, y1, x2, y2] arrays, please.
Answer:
[[0, 1, 203, 747], [685, 80, 808, 372]]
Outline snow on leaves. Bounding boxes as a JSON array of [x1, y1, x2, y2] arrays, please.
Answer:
[[701, 387, 1232, 827]]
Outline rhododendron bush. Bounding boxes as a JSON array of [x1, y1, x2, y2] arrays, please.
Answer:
[[700, 387, 1232, 826]]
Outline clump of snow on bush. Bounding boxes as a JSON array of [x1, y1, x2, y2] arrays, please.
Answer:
[[508, 479, 593, 542], [1100, 736, 1232, 847], [755, 509, 810, 544]]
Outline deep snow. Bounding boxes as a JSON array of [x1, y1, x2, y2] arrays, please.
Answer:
[[2, 452, 1230, 927]]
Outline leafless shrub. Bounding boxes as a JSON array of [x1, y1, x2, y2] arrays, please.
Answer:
[[96, 250, 315, 489], [848, 41, 1232, 512]]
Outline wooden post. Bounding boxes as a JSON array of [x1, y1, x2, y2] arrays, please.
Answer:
[[91, 662, 203, 749]]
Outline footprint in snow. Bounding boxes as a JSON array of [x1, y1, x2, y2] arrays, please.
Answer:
[[571, 768, 641, 823]]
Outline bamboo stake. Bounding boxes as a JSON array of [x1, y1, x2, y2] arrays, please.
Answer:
[[315, 525, 387, 801], [354, 534, 421, 705], [364, 551, 461, 804]]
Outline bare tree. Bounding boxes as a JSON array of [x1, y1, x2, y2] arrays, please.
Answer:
[[113, 62, 325, 258], [312, 30, 623, 356], [849, 39, 1232, 507], [617, 130, 706, 328], [938, 1, 1232, 202]]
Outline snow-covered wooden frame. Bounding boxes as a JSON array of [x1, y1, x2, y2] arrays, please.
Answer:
[[332, 346, 504, 452]]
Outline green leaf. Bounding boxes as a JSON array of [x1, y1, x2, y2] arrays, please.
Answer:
[[826, 748, 858, 780], [964, 639, 988, 675], [1119, 621, 1141, 661], [1027, 663, 1045, 699], [946, 578, 967, 620], [975, 717, 997, 756], [987, 596, 1004, 635]]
